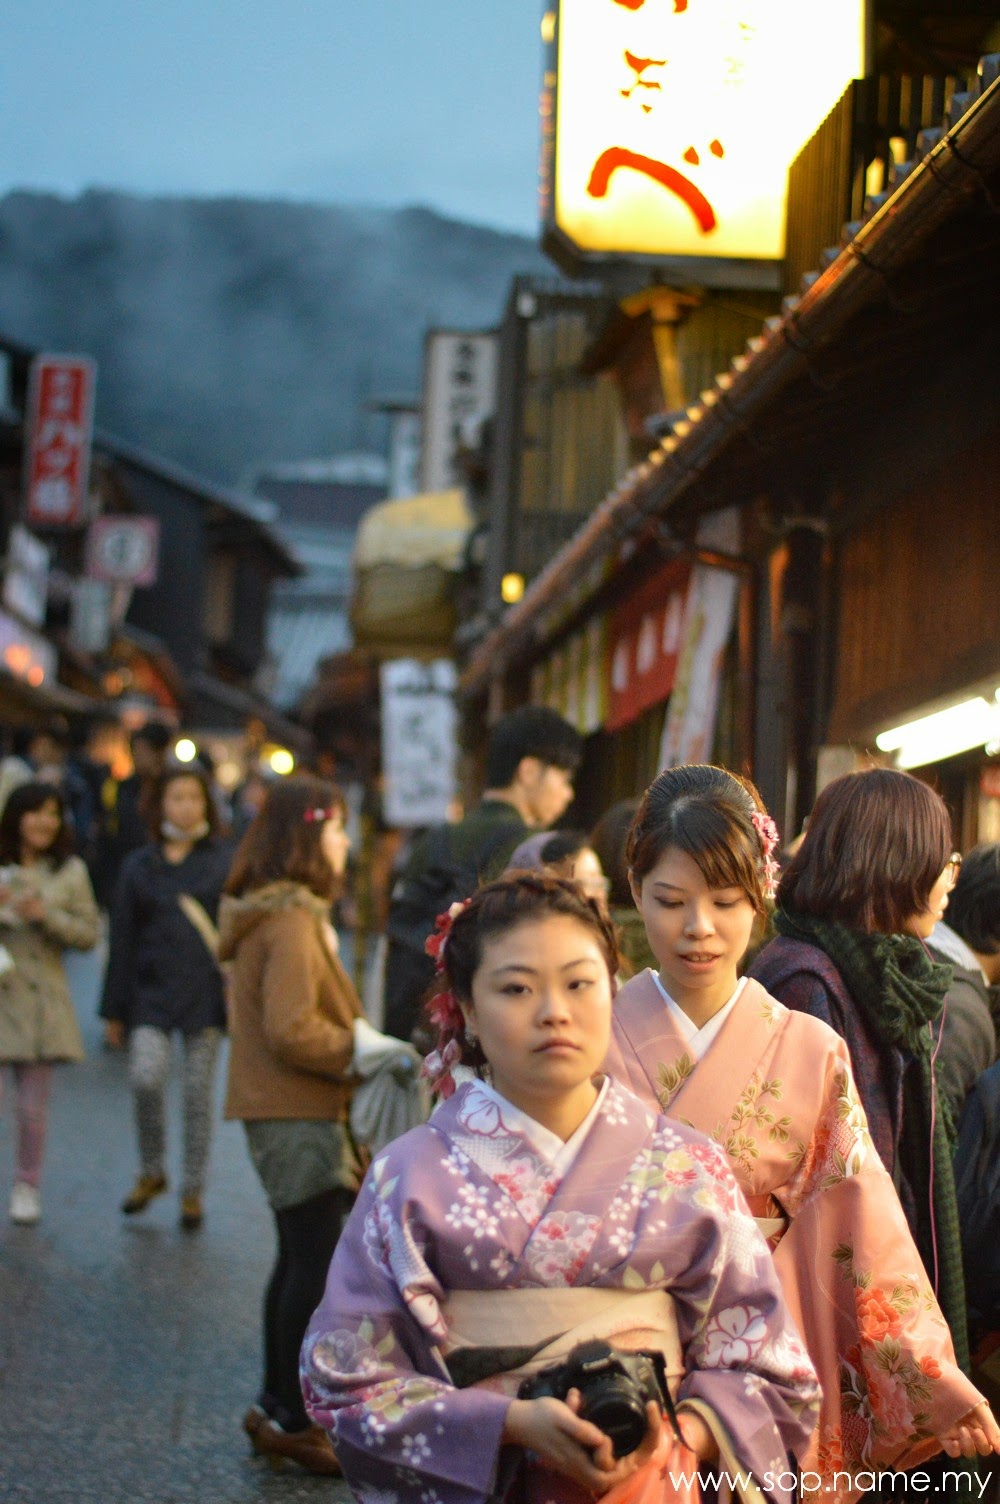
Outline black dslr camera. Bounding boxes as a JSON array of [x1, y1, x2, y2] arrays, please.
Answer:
[[517, 1339, 678, 1458]]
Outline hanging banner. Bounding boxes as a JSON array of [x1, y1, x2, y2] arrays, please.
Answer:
[[606, 558, 691, 732], [380, 659, 458, 828], [24, 354, 97, 528], [658, 565, 740, 768]]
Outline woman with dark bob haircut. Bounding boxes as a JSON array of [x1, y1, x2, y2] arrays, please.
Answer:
[[220, 774, 362, 1476], [751, 767, 969, 1362]]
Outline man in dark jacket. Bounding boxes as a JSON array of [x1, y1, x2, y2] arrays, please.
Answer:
[[928, 843, 1000, 1121], [382, 705, 583, 1041]]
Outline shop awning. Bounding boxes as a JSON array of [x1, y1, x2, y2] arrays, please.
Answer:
[[351, 489, 473, 655]]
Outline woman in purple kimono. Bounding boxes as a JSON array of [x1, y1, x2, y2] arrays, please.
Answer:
[[302, 871, 820, 1504]]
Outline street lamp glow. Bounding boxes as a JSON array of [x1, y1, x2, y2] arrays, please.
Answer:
[[269, 748, 295, 776], [175, 738, 197, 763], [501, 572, 525, 605], [875, 695, 1000, 770]]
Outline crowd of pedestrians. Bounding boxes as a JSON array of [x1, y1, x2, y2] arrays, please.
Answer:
[[2, 703, 1000, 1501]]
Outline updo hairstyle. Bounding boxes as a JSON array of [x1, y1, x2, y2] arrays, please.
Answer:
[[626, 764, 773, 916]]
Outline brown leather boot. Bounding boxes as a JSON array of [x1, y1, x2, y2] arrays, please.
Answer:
[[121, 1173, 167, 1214], [246, 1415, 341, 1476]]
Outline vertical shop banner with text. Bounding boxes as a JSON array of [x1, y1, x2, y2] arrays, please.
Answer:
[[381, 659, 458, 828], [606, 559, 691, 732], [659, 565, 740, 769], [24, 355, 96, 528]]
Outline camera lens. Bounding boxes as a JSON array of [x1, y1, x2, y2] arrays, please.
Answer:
[[580, 1378, 649, 1458]]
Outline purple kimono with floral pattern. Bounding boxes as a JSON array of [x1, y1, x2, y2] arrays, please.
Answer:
[[301, 1077, 819, 1504]]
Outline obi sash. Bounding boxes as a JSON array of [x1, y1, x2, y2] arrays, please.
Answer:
[[441, 1287, 767, 1504]]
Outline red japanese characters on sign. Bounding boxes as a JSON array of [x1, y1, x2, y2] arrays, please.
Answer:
[[24, 355, 97, 528], [606, 557, 691, 731]]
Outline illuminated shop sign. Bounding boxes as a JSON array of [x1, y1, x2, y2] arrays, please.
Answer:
[[540, 0, 866, 268]]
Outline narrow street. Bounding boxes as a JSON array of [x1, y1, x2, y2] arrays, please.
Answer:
[[0, 942, 351, 1504]]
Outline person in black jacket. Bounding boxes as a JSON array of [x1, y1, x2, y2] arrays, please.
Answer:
[[100, 761, 233, 1230], [928, 843, 1000, 1121]]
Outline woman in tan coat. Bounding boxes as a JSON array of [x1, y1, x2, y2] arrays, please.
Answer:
[[0, 780, 99, 1225], [221, 773, 361, 1477]]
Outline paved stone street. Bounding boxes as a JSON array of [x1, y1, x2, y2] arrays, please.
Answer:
[[0, 942, 352, 1504]]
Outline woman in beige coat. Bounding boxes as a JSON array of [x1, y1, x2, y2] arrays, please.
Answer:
[[0, 780, 99, 1224], [221, 773, 361, 1477]]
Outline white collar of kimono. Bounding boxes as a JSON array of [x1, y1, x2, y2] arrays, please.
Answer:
[[465, 1075, 610, 1175], [649, 971, 748, 1058], [929, 920, 989, 984]]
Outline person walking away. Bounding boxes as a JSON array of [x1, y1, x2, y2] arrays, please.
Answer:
[[383, 705, 582, 1043], [0, 781, 99, 1224], [100, 762, 231, 1230], [926, 843, 1000, 1121], [220, 774, 362, 1477], [303, 871, 822, 1504], [604, 765, 999, 1501]]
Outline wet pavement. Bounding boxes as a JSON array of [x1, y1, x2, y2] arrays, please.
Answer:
[[0, 942, 352, 1503]]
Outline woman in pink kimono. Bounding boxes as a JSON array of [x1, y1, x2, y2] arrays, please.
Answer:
[[302, 871, 820, 1503], [604, 765, 1000, 1501]]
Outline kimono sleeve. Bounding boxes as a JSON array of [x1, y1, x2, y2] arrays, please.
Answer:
[[771, 1033, 983, 1481], [301, 1135, 512, 1504], [641, 1137, 820, 1496]]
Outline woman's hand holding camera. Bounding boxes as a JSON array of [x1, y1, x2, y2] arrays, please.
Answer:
[[503, 1391, 662, 1495]]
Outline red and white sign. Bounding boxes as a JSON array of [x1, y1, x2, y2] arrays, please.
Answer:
[[606, 558, 691, 732], [24, 355, 96, 528], [85, 516, 160, 586]]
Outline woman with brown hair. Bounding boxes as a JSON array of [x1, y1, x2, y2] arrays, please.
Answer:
[[750, 768, 968, 1363], [220, 773, 361, 1477], [100, 760, 231, 1231], [0, 780, 99, 1224]]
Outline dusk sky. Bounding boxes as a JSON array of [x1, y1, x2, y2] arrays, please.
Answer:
[[2, 1, 546, 233]]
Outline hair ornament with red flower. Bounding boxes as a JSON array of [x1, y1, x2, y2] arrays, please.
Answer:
[[424, 898, 472, 973], [750, 809, 781, 900], [421, 898, 474, 1096], [303, 806, 337, 824]]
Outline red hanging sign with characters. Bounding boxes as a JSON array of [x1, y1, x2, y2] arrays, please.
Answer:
[[24, 354, 97, 528], [606, 557, 691, 731]]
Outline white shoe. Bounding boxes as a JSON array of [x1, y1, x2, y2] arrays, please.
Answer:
[[10, 1181, 41, 1224]]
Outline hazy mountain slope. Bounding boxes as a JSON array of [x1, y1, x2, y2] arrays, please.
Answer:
[[0, 190, 549, 483]]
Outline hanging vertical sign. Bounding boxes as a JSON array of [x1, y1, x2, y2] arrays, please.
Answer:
[[24, 354, 97, 528], [380, 659, 459, 828]]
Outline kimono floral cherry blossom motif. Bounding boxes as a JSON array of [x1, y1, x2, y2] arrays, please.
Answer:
[[751, 810, 781, 899]]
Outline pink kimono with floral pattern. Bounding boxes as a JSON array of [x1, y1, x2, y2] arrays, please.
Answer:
[[301, 1076, 819, 1504], [606, 973, 983, 1501]]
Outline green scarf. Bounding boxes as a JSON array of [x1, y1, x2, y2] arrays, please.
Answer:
[[774, 906, 969, 1371]]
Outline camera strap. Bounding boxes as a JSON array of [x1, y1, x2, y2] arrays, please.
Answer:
[[446, 1335, 564, 1389]]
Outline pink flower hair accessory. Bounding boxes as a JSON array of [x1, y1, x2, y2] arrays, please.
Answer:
[[751, 809, 781, 900], [421, 1037, 462, 1099]]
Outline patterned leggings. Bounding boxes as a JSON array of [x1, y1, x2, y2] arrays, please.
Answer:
[[128, 1026, 222, 1196], [0, 1062, 54, 1187]]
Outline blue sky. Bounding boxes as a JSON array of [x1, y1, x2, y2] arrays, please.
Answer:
[[2, 1, 545, 232]]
